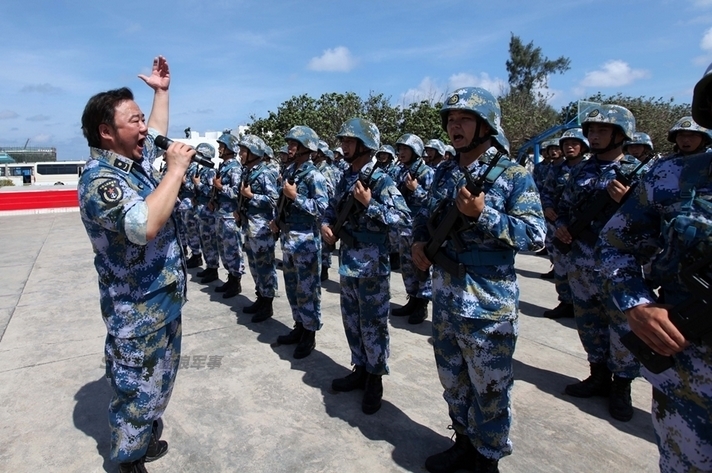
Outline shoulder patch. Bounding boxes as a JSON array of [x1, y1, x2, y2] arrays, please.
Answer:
[[114, 159, 132, 172], [98, 179, 123, 205]]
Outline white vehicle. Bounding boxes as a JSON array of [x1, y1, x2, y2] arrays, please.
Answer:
[[0, 161, 85, 186]]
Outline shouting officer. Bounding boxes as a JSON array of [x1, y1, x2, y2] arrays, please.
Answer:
[[412, 87, 546, 473]]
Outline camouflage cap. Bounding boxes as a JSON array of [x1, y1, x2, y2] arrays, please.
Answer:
[[396, 133, 425, 157], [440, 87, 502, 133], [336, 118, 381, 151], [238, 134, 267, 157], [667, 116, 712, 143], [285, 125, 320, 152], [217, 132, 240, 154], [581, 104, 636, 141], [558, 127, 590, 151], [623, 131, 654, 151], [692, 62, 712, 128], [424, 139, 447, 156]]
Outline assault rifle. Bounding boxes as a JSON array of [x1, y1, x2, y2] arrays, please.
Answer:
[[416, 153, 505, 280], [398, 159, 424, 199], [273, 166, 296, 238], [235, 169, 251, 223], [331, 163, 379, 247], [554, 159, 648, 254], [621, 253, 712, 374]]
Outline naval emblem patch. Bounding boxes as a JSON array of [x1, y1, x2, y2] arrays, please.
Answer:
[[447, 94, 459, 105], [98, 179, 123, 205], [681, 120, 692, 128], [588, 109, 600, 118]]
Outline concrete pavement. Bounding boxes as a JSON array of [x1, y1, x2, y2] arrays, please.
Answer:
[[0, 211, 659, 472]]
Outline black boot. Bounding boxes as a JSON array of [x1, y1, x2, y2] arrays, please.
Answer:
[[408, 298, 429, 324], [277, 322, 304, 345], [222, 275, 242, 299], [390, 252, 401, 270], [185, 253, 203, 269], [293, 329, 316, 359], [214, 276, 230, 293], [243, 293, 264, 314], [392, 296, 417, 317], [321, 265, 329, 282], [609, 376, 634, 421], [540, 268, 555, 279], [251, 298, 274, 323], [362, 373, 383, 414], [332, 365, 367, 392], [425, 432, 477, 473], [565, 362, 612, 398], [199, 267, 219, 284], [119, 459, 148, 473], [543, 302, 574, 319], [144, 419, 168, 462], [196, 266, 211, 278]]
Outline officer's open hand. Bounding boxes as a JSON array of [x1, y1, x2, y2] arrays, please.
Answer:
[[625, 303, 688, 356], [283, 181, 297, 200], [241, 183, 253, 199], [456, 185, 485, 219], [411, 242, 432, 272], [607, 179, 630, 203], [138, 56, 170, 92], [405, 173, 418, 191], [354, 180, 371, 207], [555, 225, 572, 244], [321, 225, 337, 245]]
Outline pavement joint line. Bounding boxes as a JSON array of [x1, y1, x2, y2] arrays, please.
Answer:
[[516, 333, 588, 361], [0, 350, 102, 375], [0, 334, 105, 353], [182, 324, 240, 338]]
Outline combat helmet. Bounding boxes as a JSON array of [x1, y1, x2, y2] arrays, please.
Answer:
[[217, 131, 240, 154], [195, 142, 216, 160], [558, 128, 590, 152], [263, 145, 275, 160], [444, 145, 456, 157], [336, 118, 381, 151], [623, 132, 653, 152], [285, 126, 320, 152], [440, 87, 501, 133], [424, 139, 447, 157], [492, 125, 511, 155], [376, 144, 396, 161], [666, 116, 712, 143], [238, 134, 267, 157], [581, 104, 636, 143], [395, 134, 425, 158]]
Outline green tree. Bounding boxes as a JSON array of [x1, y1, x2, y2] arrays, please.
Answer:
[[506, 34, 571, 94], [398, 100, 448, 145], [558, 94, 691, 155], [500, 91, 559, 158]]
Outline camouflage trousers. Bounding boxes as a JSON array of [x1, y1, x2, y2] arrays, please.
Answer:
[[339, 276, 390, 376], [399, 232, 432, 299], [432, 307, 517, 460], [217, 215, 245, 277], [197, 204, 220, 268], [648, 344, 712, 473], [105, 318, 181, 463], [550, 239, 572, 304], [322, 242, 334, 268], [283, 249, 322, 332], [180, 208, 202, 255], [244, 233, 277, 298], [568, 246, 640, 378]]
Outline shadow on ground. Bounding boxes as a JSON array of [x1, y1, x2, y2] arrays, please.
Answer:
[[74, 377, 114, 472]]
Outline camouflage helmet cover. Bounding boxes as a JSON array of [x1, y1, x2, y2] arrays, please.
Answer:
[[444, 145, 456, 156], [285, 125, 320, 152], [217, 132, 240, 154], [623, 131, 654, 151], [376, 144, 396, 160], [692, 62, 712, 128], [336, 118, 381, 151], [667, 116, 712, 143], [440, 87, 502, 133], [581, 104, 636, 141], [278, 145, 289, 155], [491, 125, 511, 155], [317, 140, 331, 155], [238, 134, 267, 157], [558, 127, 590, 151], [263, 145, 275, 160], [396, 133, 425, 157], [424, 139, 447, 156], [195, 142, 216, 159], [333, 147, 343, 156]]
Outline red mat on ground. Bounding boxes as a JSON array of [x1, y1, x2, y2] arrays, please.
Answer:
[[0, 189, 78, 211]]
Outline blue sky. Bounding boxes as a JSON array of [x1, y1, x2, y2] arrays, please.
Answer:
[[1, 0, 712, 160]]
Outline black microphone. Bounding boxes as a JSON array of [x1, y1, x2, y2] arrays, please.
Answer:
[[154, 135, 214, 168]]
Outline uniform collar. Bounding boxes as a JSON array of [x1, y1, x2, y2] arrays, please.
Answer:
[[89, 147, 135, 174]]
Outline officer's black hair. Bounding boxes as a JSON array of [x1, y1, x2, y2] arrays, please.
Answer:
[[81, 87, 134, 149]]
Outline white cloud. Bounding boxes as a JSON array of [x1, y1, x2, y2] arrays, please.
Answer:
[[580, 60, 650, 87], [307, 46, 356, 72], [448, 72, 507, 96], [400, 72, 508, 105], [32, 133, 53, 143], [702, 27, 712, 51], [0, 110, 19, 120], [400, 77, 443, 104], [20, 83, 63, 94], [27, 114, 51, 122]]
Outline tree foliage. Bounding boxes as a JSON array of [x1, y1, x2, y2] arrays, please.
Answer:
[[506, 34, 571, 94], [558, 93, 691, 155], [246, 92, 446, 151]]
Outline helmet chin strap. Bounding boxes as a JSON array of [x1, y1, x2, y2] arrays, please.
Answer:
[[243, 153, 261, 166], [345, 142, 370, 163], [454, 121, 489, 153], [590, 131, 626, 154]]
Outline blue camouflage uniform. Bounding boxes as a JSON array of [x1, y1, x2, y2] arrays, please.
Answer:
[[178, 161, 202, 257], [78, 131, 184, 464], [239, 160, 279, 298], [555, 154, 643, 379], [532, 160, 552, 191], [195, 166, 220, 270], [316, 156, 339, 271], [325, 161, 411, 375], [277, 160, 329, 332], [214, 157, 245, 278], [395, 155, 434, 301], [414, 147, 546, 460], [598, 153, 712, 472]]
